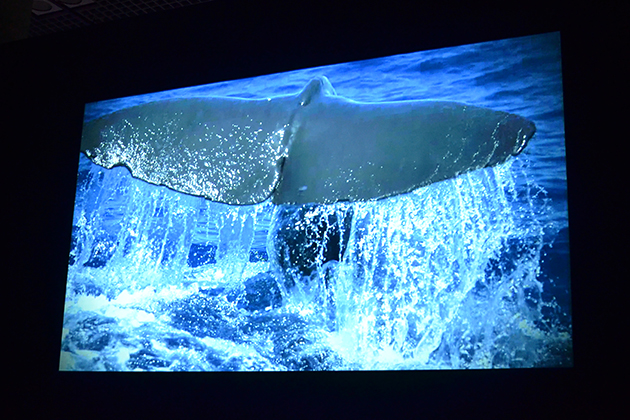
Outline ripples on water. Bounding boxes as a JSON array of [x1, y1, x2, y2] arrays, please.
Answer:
[[60, 32, 572, 371]]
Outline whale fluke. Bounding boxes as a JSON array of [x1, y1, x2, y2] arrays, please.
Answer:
[[81, 76, 535, 205]]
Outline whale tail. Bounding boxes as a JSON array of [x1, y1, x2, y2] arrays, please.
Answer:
[[81, 77, 535, 206]]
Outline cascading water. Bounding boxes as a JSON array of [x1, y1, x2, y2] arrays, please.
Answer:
[[60, 149, 570, 371]]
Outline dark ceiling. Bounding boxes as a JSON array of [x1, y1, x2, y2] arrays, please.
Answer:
[[29, 0, 213, 38]]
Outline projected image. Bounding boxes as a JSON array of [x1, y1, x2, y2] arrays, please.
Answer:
[[60, 32, 571, 371]]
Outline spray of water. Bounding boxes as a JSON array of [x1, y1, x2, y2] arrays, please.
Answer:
[[61, 154, 571, 371]]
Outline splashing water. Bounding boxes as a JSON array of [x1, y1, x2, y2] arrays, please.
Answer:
[[60, 153, 571, 371]]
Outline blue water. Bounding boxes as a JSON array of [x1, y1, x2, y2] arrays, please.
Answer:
[[60, 32, 571, 371]]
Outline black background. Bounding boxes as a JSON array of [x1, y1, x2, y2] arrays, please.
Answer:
[[2, 1, 625, 418]]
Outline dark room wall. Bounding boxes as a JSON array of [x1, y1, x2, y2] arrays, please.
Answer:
[[1, 1, 625, 417]]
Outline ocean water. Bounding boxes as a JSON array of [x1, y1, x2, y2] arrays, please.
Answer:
[[60, 32, 571, 371]]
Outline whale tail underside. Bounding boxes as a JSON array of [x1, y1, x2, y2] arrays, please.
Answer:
[[81, 78, 536, 206]]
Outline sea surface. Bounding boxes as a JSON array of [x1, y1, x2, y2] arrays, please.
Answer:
[[60, 32, 571, 371]]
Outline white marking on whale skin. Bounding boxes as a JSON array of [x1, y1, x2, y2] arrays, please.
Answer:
[[81, 76, 536, 206]]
